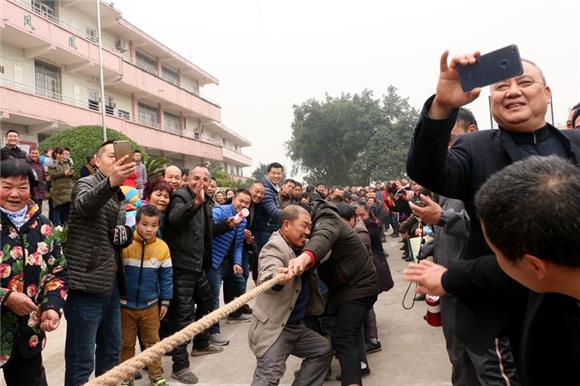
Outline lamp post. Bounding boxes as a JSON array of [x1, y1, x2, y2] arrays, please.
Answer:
[[96, 0, 107, 141]]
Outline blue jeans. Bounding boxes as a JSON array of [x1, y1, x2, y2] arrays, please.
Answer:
[[64, 283, 121, 386], [207, 258, 245, 334]]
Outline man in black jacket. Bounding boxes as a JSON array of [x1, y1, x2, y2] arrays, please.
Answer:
[[474, 155, 580, 386], [1, 130, 28, 160], [64, 140, 136, 386], [163, 164, 225, 384], [404, 51, 580, 385], [288, 200, 379, 386]]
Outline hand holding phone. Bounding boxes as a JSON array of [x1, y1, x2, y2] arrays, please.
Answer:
[[457, 45, 523, 92], [430, 50, 483, 119], [113, 140, 132, 165]]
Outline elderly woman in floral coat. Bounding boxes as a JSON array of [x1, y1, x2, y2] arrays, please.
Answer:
[[0, 158, 68, 386]]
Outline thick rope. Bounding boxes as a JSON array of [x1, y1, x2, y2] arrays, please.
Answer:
[[86, 274, 285, 386]]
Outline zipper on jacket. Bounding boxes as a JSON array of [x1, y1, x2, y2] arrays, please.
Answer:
[[135, 240, 146, 307], [533, 131, 537, 145]]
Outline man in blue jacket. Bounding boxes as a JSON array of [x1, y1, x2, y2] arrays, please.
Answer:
[[206, 189, 252, 341], [253, 162, 283, 252]]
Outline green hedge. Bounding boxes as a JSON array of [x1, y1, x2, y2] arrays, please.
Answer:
[[39, 126, 147, 178]]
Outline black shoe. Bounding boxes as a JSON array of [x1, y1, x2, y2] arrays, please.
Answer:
[[240, 304, 253, 314], [336, 367, 371, 381], [366, 340, 382, 354], [400, 245, 406, 250]]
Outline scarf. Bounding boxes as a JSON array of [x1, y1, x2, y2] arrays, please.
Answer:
[[0, 205, 29, 229]]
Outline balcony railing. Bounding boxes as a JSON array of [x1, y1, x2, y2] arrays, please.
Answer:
[[9, 0, 222, 110], [10, 0, 119, 51]]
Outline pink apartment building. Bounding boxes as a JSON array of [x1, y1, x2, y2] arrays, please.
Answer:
[[0, 0, 251, 177]]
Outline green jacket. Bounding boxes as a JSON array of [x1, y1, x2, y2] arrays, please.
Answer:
[[48, 161, 74, 207]]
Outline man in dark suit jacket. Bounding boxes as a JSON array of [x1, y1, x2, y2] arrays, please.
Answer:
[[404, 51, 580, 385], [473, 155, 580, 386]]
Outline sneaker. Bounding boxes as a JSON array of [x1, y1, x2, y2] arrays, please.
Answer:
[[366, 339, 382, 354], [191, 344, 224, 357], [171, 368, 199, 384], [226, 314, 252, 323], [121, 381, 134, 386], [134, 371, 143, 380], [240, 304, 253, 314], [209, 333, 230, 346], [150, 376, 167, 386]]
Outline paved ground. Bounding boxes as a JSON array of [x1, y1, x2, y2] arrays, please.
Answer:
[[1, 236, 452, 386]]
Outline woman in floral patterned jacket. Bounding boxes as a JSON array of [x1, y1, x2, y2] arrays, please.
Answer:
[[0, 158, 68, 386]]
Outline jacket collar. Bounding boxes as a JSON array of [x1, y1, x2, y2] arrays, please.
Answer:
[[496, 123, 579, 165], [261, 176, 279, 192], [134, 230, 156, 245]]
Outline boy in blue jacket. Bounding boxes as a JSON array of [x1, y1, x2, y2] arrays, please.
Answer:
[[120, 205, 173, 386]]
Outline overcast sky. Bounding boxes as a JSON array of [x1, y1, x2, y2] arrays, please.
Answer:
[[113, 0, 579, 178]]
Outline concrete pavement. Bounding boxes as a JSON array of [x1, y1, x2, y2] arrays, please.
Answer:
[[1, 236, 452, 386]]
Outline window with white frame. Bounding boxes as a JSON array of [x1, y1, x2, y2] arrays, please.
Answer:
[[105, 95, 115, 115], [136, 51, 157, 75], [163, 112, 180, 134], [88, 88, 99, 111], [118, 110, 130, 120], [138, 103, 158, 128], [35, 60, 61, 100], [162, 65, 178, 85]]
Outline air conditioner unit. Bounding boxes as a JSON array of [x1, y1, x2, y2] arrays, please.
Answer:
[[115, 39, 128, 53]]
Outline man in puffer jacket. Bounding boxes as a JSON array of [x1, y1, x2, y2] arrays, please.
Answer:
[[64, 140, 136, 386], [207, 189, 252, 338]]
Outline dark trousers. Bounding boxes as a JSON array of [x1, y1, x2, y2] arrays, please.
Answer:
[[166, 269, 212, 372], [364, 307, 378, 342], [2, 348, 47, 386], [388, 213, 399, 235], [466, 336, 521, 386], [440, 295, 480, 386], [53, 202, 71, 226], [48, 198, 55, 223], [207, 258, 245, 333], [332, 296, 377, 386], [64, 284, 121, 386], [254, 229, 273, 254]]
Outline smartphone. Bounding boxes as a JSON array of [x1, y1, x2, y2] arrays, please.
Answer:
[[113, 140, 131, 165], [457, 45, 524, 92]]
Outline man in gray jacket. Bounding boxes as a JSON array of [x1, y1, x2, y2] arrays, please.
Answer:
[[249, 205, 331, 386], [64, 140, 136, 386]]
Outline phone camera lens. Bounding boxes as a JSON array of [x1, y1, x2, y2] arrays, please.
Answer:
[[500, 59, 509, 68]]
